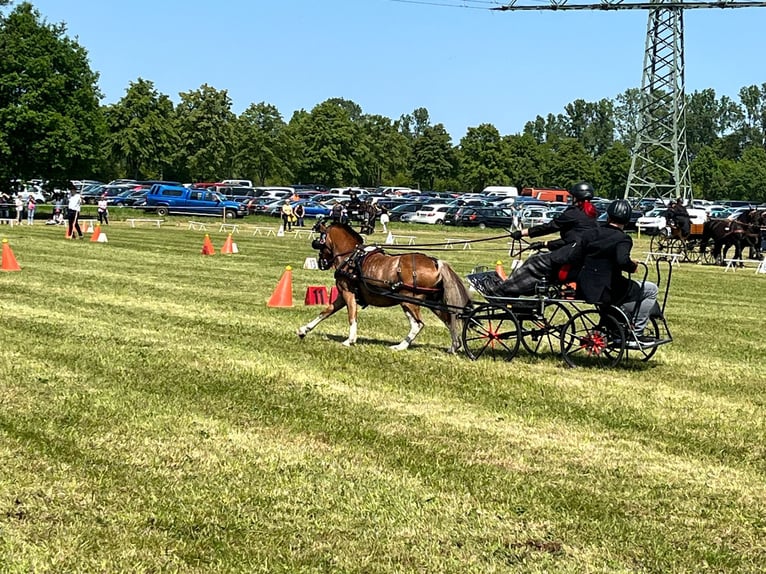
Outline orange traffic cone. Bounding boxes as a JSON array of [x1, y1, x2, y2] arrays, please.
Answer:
[[201, 234, 215, 255], [1, 239, 21, 272], [221, 233, 234, 255], [267, 266, 294, 307], [495, 260, 507, 280], [90, 224, 102, 242]]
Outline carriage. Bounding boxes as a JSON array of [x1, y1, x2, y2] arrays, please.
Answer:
[[461, 260, 674, 368], [298, 220, 674, 368], [650, 209, 765, 265], [648, 212, 707, 263]]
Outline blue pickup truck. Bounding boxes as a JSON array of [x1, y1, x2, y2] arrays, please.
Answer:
[[143, 184, 246, 219]]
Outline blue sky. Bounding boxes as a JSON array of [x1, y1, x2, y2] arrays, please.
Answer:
[[21, 0, 766, 141]]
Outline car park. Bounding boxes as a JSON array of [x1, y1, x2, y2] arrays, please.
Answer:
[[408, 203, 453, 225], [519, 206, 553, 228], [444, 206, 516, 229], [636, 208, 667, 235], [387, 203, 423, 222]]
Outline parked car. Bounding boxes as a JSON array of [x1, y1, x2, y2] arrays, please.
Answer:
[[408, 203, 453, 225], [635, 208, 667, 235], [266, 199, 330, 219], [519, 206, 553, 228], [444, 206, 515, 229], [142, 184, 245, 218], [387, 203, 423, 222]]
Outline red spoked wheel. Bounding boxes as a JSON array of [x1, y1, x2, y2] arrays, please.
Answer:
[[561, 310, 625, 368], [462, 303, 521, 361]]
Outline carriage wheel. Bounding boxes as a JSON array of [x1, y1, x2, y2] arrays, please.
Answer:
[[649, 234, 671, 259], [520, 302, 572, 356], [462, 303, 521, 361], [700, 248, 717, 265], [623, 317, 661, 362], [683, 240, 701, 263], [560, 310, 625, 368]]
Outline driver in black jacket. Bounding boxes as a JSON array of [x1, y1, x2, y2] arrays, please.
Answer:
[[497, 182, 599, 296]]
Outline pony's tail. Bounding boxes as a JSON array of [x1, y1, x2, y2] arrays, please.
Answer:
[[438, 260, 472, 335]]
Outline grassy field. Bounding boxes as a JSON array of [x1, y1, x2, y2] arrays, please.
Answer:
[[0, 215, 765, 573]]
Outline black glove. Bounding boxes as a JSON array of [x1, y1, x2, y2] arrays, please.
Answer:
[[509, 230, 522, 241], [529, 241, 546, 250]]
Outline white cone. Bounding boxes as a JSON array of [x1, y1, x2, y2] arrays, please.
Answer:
[[97, 233, 108, 243], [86, 222, 94, 233], [232, 243, 239, 254], [303, 257, 318, 270], [277, 224, 285, 237], [385, 231, 394, 245]]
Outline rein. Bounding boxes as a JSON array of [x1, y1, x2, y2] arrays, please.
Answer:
[[371, 232, 511, 252]]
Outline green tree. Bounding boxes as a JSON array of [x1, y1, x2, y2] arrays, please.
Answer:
[[104, 78, 177, 180], [294, 99, 360, 187], [613, 88, 641, 148], [457, 123, 507, 192], [0, 2, 103, 183], [357, 114, 410, 187], [545, 138, 597, 192], [504, 133, 545, 189], [234, 102, 291, 186], [174, 84, 235, 182], [411, 123, 455, 190], [595, 141, 631, 198], [728, 145, 766, 202], [737, 83, 766, 149]]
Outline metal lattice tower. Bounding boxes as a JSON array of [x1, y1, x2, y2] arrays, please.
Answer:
[[626, 4, 691, 202], [489, 0, 766, 202]]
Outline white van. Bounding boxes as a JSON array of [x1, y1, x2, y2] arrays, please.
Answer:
[[483, 186, 519, 198], [255, 186, 294, 199], [222, 179, 253, 187], [330, 187, 367, 196]]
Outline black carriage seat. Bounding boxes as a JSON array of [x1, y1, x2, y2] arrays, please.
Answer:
[[466, 270, 505, 298]]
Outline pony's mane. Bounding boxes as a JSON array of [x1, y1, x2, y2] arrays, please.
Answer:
[[329, 222, 365, 245]]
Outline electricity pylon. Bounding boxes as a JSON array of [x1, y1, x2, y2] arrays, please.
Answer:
[[492, 0, 766, 202]]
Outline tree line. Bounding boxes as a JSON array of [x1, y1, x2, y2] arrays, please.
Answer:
[[2, 2, 765, 201]]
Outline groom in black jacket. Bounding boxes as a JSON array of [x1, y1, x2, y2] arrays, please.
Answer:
[[573, 199, 659, 346]]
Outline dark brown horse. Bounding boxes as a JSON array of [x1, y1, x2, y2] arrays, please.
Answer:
[[296, 221, 471, 352]]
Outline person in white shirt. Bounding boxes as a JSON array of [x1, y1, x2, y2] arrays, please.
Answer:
[[97, 193, 109, 225], [67, 186, 83, 239]]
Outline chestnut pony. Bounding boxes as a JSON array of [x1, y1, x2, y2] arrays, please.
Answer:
[[297, 221, 471, 352]]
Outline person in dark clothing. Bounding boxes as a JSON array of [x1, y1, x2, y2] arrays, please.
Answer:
[[497, 182, 599, 296], [666, 198, 691, 237], [510, 182, 599, 250], [331, 202, 343, 223], [570, 199, 659, 346]]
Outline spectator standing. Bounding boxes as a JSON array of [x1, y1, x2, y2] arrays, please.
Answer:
[[0, 190, 10, 219], [26, 196, 36, 225], [14, 194, 23, 224], [97, 193, 109, 225], [280, 200, 294, 232], [378, 201, 390, 233], [293, 202, 305, 227], [67, 186, 84, 239]]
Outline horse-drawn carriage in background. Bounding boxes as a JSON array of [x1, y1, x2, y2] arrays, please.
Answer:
[[650, 208, 765, 265], [649, 208, 706, 263]]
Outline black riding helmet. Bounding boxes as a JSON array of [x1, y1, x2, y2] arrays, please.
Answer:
[[607, 199, 632, 224], [569, 182, 594, 201]]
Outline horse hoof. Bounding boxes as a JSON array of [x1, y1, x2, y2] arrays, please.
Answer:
[[296, 329, 306, 338], [389, 343, 408, 351], [342, 340, 354, 347]]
